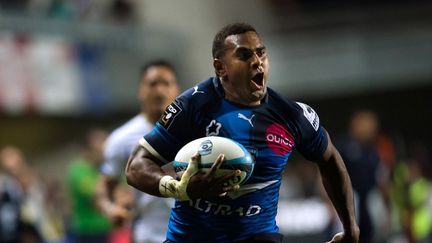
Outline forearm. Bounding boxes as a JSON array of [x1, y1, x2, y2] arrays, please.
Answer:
[[318, 151, 358, 234], [125, 145, 167, 197], [95, 175, 117, 213]]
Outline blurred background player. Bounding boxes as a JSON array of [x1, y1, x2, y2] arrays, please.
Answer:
[[96, 60, 180, 243], [0, 146, 27, 243], [335, 110, 393, 242], [1, 145, 64, 243], [66, 128, 112, 243]]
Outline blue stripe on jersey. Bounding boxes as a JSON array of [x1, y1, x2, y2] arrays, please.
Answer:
[[146, 123, 183, 164], [213, 100, 254, 147]]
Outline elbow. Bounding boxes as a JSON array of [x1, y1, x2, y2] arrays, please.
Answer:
[[125, 157, 138, 188], [125, 170, 133, 187]]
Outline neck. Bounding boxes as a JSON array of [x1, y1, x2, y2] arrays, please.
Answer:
[[221, 82, 261, 106]]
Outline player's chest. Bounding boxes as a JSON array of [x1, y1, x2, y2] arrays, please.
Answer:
[[195, 105, 297, 158]]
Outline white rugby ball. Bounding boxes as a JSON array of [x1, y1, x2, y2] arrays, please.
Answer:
[[173, 136, 254, 186]]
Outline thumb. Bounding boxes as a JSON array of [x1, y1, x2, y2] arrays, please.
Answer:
[[186, 153, 200, 173], [176, 153, 201, 201]]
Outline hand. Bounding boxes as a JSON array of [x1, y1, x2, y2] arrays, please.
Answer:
[[158, 153, 240, 200], [103, 202, 132, 227], [186, 153, 241, 199], [326, 231, 359, 243]]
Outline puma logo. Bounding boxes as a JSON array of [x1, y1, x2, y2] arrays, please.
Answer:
[[238, 113, 255, 127], [192, 86, 205, 95]]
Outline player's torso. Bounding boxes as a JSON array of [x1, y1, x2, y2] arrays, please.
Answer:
[[168, 84, 299, 242], [195, 98, 296, 183]]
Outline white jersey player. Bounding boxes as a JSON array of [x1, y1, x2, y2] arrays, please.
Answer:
[[96, 60, 180, 243]]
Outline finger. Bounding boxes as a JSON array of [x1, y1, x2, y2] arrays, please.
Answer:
[[223, 184, 240, 192], [187, 152, 201, 171], [215, 169, 241, 185], [217, 184, 240, 198], [208, 154, 225, 177]]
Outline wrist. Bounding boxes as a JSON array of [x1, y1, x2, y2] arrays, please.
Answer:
[[159, 175, 176, 197], [345, 224, 360, 239], [159, 175, 190, 201], [101, 200, 115, 216]]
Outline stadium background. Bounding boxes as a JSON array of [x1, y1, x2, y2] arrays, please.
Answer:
[[0, 0, 431, 242]]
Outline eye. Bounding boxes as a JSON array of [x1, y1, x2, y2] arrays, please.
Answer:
[[236, 49, 253, 61], [256, 48, 266, 57]]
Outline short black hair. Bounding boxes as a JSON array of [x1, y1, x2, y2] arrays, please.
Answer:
[[139, 60, 177, 78], [212, 23, 257, 59]]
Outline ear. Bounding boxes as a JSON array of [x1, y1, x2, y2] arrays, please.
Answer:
[[213, 59, 226, 78]]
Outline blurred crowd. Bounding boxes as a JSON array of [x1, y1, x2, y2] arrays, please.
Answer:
[[0, 128, 132, 243], [277, 110, 432, 243], [0, 1, 431, 243], [0, 145, 65, 243], [0, 109, 431, 243], [0, 0, 138, 24]]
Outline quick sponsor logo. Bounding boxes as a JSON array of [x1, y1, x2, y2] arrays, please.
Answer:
[[265, 123, 294, 155]]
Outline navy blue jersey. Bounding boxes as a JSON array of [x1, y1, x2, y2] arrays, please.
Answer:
[[141, 77, 328, 242]]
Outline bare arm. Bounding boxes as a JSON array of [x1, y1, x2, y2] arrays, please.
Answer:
[[95, 175, 117, 209], [95, 175, 131, 225], [317, 133, 359, 242], [125, 144, 240, 200], [125, 145, 166, 197]]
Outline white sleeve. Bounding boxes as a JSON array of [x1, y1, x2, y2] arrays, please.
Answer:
[[100, 134, 129, 178]]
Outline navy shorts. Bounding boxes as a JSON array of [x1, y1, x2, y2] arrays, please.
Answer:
[[163, 232, 284, 243]]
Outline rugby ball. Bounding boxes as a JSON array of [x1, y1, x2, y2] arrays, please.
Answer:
[[173, 136, 254, 186]]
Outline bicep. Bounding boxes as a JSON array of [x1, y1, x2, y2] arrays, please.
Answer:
[[125, 144, 166, 196], [125, 144, 164, 174], [319, 132, 338, 163], [316, 132, 347, 177]]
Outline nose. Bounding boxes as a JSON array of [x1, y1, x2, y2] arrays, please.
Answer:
[[251, 53, 263, 70], [154, 83, 168, 95]]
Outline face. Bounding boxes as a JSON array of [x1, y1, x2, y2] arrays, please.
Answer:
[[0, 146, 26, 176], [350, 111, 379, 143], [214, 31, 269, 106], [138, 66, 179, 117]]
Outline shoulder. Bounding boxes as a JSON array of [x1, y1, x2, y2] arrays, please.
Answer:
[[267, 88, 320, 131], [106, 115, 153, 147], [164, 77, 221, 121], [177, 77, 220, 107], [267, 88, 303, 117]]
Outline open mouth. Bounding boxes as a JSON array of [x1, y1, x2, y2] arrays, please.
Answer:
[[251, 73, 264, 87]]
